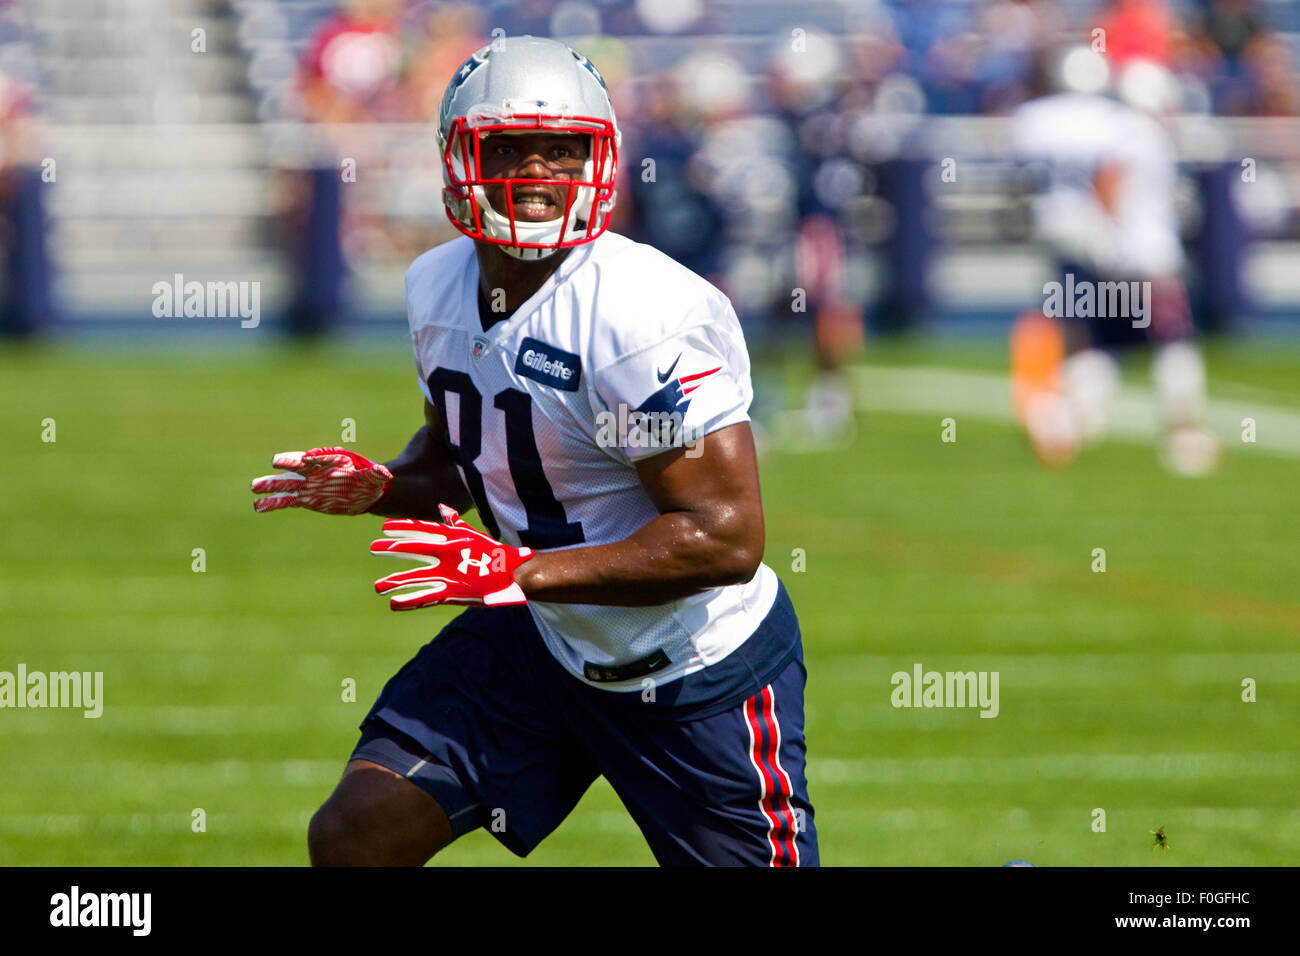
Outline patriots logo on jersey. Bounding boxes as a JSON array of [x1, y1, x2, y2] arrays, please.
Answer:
[[636, 363, 721, 418]]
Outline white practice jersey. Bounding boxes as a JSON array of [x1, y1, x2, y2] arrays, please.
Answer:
[[405, 231, 781, 691], [1011, 93, 1183, 277]]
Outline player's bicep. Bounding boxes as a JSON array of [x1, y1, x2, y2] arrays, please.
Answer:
[[634, 421, 764, 568]]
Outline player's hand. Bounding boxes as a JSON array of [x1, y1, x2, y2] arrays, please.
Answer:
[[250, 447, 393, 515], [369, 505, 533, 610]]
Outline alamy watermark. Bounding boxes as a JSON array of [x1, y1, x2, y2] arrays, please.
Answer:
[[1043, 273, 1150, 329], [0, 664, 103, 718], [891, 663, 999, 718], [595, 404, 704, 458], [50, 886, 150, 936], [152, 273, 260, 328]]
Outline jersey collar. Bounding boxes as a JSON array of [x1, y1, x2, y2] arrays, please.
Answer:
[[459, 235, 602, 342]]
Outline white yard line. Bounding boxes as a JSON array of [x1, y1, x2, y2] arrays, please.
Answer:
[[849, 365, 1300, 458], [789, 805, 1298, 831], [809, 751, 1295, 785]]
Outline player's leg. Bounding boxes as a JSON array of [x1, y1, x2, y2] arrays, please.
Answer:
[[1011, 306, 1081, 466], [1145, 275, 1219, 475], [1061, 345, 1120, 444], [308, 755, 454, 867], [759, 214, 862, 452], [1014, 260, 1121, 466], [310, 604, 599, 866], [807, 298, 864, 437]]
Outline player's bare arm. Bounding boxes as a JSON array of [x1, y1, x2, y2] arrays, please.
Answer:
[[514, 422, 765, 605], [366, 400, 473, 519]]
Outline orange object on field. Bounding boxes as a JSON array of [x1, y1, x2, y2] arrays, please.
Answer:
[[1010, 309, 1065, 425], [814, 300, 865, 369]]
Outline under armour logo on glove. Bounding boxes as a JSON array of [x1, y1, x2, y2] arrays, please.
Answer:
[[369, 505, 534, 610], [251, 447, 392, 515], [457, 550, 494, 576]]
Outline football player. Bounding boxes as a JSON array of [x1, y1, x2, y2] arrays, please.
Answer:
[[251, 36, 817, 866], [1009, 48, 1218, 475]]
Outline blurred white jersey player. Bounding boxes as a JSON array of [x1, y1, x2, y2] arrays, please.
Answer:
[[1010, 48, 1218, 475]]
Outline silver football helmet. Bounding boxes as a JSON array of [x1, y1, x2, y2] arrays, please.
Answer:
[[437, 35, 621, 260]]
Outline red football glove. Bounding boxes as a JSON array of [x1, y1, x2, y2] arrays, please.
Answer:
[[251, 447, 392, 515], [370, 505, 534, 610]]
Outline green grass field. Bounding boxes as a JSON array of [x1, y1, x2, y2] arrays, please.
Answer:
[[2, 338, 1297, 866]]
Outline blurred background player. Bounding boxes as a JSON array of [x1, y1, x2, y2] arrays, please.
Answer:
[[764, 31, 866, 448], [621, 29, 871, 451], [0, 58, 48, 338], [1010, 44, 1219, 475]]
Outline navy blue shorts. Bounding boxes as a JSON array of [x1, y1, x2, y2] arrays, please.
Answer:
[[351, 583, 818, 866], [1057, 261, 1194, 351]]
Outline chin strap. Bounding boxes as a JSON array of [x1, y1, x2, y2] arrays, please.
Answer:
[[500, 242, 561, 261]]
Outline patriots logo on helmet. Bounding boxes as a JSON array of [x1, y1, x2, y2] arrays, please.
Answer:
[[570, 49, 609, 92], [438, 48, 489, 135]]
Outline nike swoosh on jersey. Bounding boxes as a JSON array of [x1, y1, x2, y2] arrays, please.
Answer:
[[656, 353, 682, 383]]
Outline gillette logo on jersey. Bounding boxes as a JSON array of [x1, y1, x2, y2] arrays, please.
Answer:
[[515, 338, 581, 391]]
